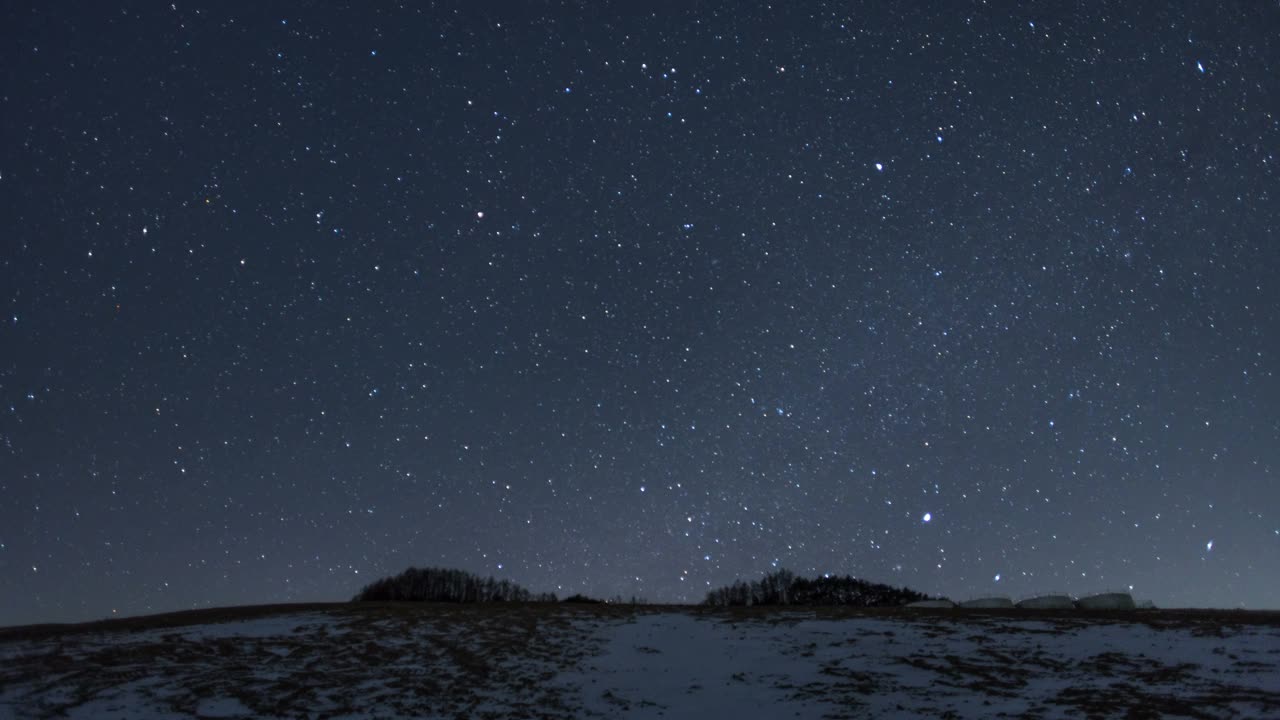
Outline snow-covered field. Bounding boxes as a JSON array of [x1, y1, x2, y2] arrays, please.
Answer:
[[2, 604, 1278, 719]]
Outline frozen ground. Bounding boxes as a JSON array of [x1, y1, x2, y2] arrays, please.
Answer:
[[2, 604, 1278, 719]]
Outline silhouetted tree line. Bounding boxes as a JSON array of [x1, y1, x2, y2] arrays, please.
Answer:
[[563, 594, 648, 604], [703, 569, 929, 607], [352, 566, 558, 603]]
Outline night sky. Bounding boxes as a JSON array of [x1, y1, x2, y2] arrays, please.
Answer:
[[2, 2, 1278, 626]]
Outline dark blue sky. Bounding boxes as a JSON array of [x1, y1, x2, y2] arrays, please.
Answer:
[[2, 2, 1277, 625]]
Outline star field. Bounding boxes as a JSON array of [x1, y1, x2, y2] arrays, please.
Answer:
[[1, 2, 1278, 625]]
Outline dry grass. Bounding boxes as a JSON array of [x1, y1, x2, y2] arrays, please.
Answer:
[[2, 603, 611, 719], [2, 603, 1278, 719]]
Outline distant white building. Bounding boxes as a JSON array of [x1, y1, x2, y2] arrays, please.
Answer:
[[1076, 592, 1136, 610], [1016, 594, 1075, 609], [959, 597, 1014, 609]]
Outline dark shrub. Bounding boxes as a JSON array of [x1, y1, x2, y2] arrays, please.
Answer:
[[352, 566, 550, 603], [704, 569, 929, 607]]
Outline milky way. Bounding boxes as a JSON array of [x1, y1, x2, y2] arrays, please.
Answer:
[[2, 3, 1277, 624]]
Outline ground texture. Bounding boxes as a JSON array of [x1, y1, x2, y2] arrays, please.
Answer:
[[2, 604, 1278, 719]]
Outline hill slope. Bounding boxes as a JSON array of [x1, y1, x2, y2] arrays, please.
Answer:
[[2, 604, 1278, 718]]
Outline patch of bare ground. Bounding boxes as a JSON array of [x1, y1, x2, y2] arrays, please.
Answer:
[[1051, 683, 1280, 720], [0, 602, 347, 643], [1, 604, 617, 719], [3, 603, 1279, 718]]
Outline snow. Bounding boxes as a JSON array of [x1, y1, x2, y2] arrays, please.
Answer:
[[560, 613, 830, 719], [2, 607, 1278, 719], [163, 612, 346, 640], [563, 613, 1280, 718], [194, 697, 254, 718]]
